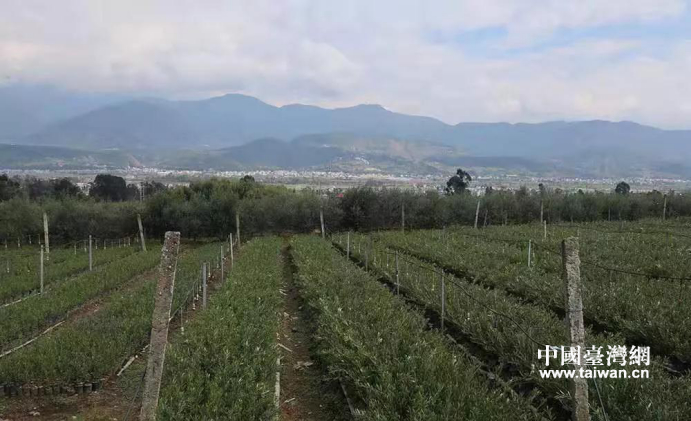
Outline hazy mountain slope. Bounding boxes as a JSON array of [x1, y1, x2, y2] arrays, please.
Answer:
[[27, 100, 195, 149], [453, 120, 691, 161], [23, 92, 691, 161], [0, 144, 138, 169], [0, 85, 127, 140], [24, 94, 454, 149], [6, 89, 691, 177], [168, 138, 349, 170]]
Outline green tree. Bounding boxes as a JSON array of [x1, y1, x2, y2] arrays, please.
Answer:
[[0, 174, 21, 201], [615, 181, 631, 195], [90, 174, 129, 202], [445, 169, 472, 195], [51, 178, 82, 198]]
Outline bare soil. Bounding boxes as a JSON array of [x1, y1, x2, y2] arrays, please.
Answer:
[[278, 243, 350, 421]]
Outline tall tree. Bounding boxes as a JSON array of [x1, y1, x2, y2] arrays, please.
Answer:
[[90, 174, 129, 202], [0, 174, 21, 201], [615, 181, 631, 195], [51, 178, 82, 198], [445, 168, 472, 195]]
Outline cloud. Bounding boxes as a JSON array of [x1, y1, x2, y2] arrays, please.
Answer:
[[0, 0, 690, 127]]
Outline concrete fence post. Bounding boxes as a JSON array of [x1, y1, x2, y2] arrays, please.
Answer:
[[139, 231, 180, 421], [561, 237, 590, 421]]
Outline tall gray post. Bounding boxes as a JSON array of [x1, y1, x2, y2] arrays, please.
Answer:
[[40, 245, 44, 293], [89, 235, 93, 271], [346, 232, 350, 259], [202, 263, 207, 309], [395, 251, 400, 295], [220, 245, 224, 281], [440, 270, 445, 332], [138, 214, 147, 252], [320, 209, 326, 239], [230, 233, 234, 268], [528, 240, 532, 268], [43, 212, 50, 261], [139, 231, 181, 421], [540, 200, 544, 224], [561, 237, 590, 421], [235, 210, 241, 247], [474, 200, 481, 229], [663, 195, 667, 221], [401, 202, 405, 233]]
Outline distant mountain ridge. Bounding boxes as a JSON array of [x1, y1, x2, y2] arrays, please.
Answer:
[[1, 88, 690, 178]]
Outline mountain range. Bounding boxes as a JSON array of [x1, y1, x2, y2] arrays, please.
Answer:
[[1, 85, 690, 178]]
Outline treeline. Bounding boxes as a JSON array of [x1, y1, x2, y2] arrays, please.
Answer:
[[0, 173, 166, 202], [1, 175, 690, 244]]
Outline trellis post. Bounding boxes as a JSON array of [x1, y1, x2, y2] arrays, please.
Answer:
[[562, 237, 590, 421], [139, 231, 180, 421], [43, 212, 50, 260], [138, 214, 147, 252]]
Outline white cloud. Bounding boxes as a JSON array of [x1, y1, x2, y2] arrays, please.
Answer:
[[0, 0, 690, 127]]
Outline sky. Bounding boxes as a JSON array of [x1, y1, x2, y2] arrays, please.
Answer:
[[1, 0, 691, 128]]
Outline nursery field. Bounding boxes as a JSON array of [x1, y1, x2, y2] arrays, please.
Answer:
[[1, 219, 690, 420], [336, 219, 691, 420]]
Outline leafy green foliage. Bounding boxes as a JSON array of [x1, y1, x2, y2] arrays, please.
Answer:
[[0, 245, 134, 304], [445, 168, 472, 195], [0, 249, 160, 350], [0, 242, 222, 386], [158, 237, 282, 420], [292, 235, 541, 421], [345, 232, 691, 421]]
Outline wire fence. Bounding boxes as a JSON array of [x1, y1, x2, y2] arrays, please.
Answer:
[[434, 228, 691, 282], [337, 233, 613, 420]]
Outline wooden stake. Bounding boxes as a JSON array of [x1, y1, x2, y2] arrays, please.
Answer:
[[401, 202, 405, 233], [202, 263, 207, 309], [139, 231, 180, 421], [474, 199, 481, 229], [39, 245, 44, 294], [88, 235, 93, 272], [220, 245, 224, 281], [230, 233, 234, 268], [663, 194, 667, 221], [346, 232, 350, 259], [43, 212, 50, 261], [138, 214, 147, 252], [561, 237, 590, 421], [527, 240, 532, 268], [440, 270, 445, 332], [540, 199, 544, 224], [395, 251, 400, 295], [543, 220, 547, 240], [320, 209, 326, 239], [235, 210, 241, 246]]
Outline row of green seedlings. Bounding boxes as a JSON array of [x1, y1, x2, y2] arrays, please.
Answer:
[[342, 233, 691, 421], [294, 235, 546, 421], [0, 249, 161, 355], [459, 221, 691, 280], [1, 234, 139, 253], [0, 241, 226, 398], [0, 235, 138, 268], [377, 228, 691, 366], [157, 237, 282, 421], [0, 246, 136, 305], [169, 238, 236, 325]]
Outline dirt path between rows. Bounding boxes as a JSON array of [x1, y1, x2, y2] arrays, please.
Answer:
[[278, 243, 349, 421]]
